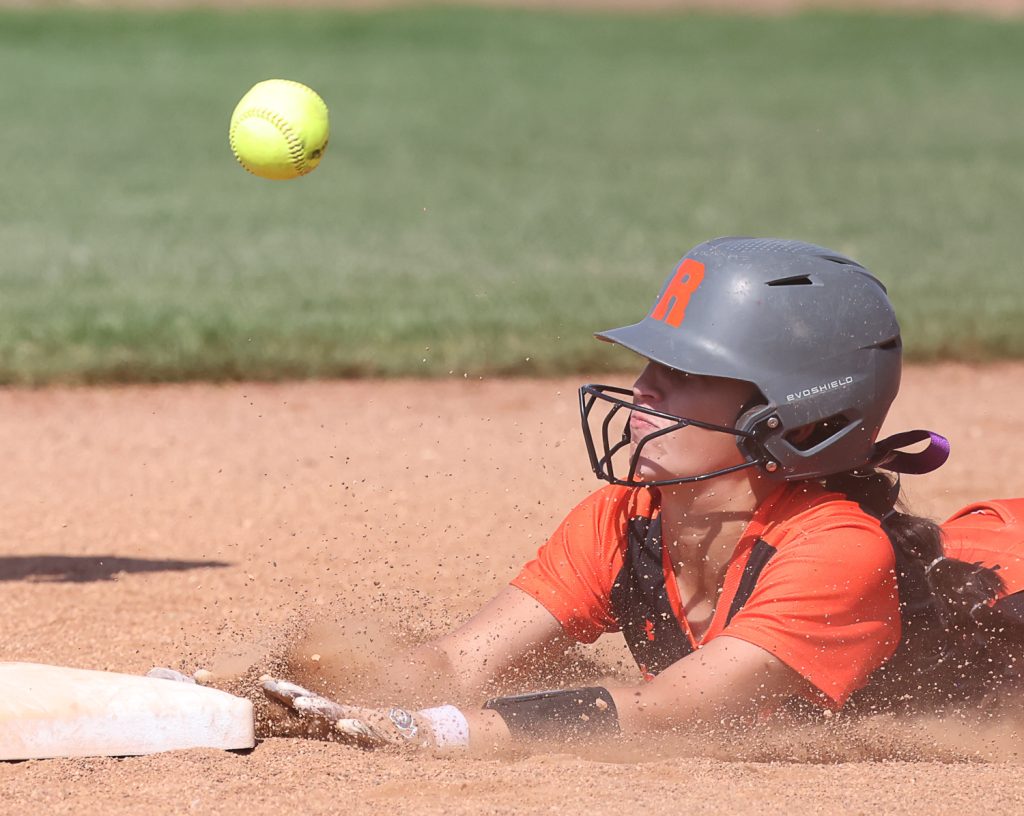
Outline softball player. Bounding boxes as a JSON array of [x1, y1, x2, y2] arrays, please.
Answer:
[[263, 237, 1022, 750]]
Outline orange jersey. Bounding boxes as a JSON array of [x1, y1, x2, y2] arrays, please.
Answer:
[[941, 499, 1024, 596], [512, 482, 901, 707]]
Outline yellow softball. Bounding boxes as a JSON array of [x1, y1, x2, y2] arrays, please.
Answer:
[[228, 79, 330, 180]]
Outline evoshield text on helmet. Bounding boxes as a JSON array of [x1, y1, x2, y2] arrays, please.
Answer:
[[580, 236, 945, 487]]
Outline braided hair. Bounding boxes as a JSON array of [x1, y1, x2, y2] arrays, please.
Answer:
[[822, 468, 1006, 712]]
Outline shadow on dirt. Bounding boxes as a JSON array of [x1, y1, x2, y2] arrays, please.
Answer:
[[0, 555, 231, 583]]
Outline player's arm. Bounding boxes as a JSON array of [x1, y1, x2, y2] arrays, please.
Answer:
[[375, 585, 576, 702], [609, 635, 804, 732], [261, 633, 805, 750], [428, 585, 578, 693]]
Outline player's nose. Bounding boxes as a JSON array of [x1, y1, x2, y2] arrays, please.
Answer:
[[632, 362, 662, 406]]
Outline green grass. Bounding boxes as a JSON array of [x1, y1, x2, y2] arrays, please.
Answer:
[[0, 8, 1022, 384]]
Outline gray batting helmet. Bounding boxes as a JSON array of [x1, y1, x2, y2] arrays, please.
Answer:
[[579, 236, 945, 485]]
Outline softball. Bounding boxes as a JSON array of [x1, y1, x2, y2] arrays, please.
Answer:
[[228, 79, 330, 180]]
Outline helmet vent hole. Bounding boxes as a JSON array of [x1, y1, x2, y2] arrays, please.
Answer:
[[877, 337, 900, 351], [821, 255, 862, 267], [786, 414, 852, 452], [766, 275, 814, 287]]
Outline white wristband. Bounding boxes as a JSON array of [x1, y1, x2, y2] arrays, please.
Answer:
[[417, 704, 470, 749]]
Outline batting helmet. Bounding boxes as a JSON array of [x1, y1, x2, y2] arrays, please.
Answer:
[[579, 236, 947, 486]]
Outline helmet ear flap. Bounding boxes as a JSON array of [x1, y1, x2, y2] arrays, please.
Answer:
[[734, 400, 783, 475]]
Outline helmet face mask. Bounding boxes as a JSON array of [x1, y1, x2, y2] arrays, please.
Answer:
[[581, 237, 905, 485], [578, 383, 770, 487]]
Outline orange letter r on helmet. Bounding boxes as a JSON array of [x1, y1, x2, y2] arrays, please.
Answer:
[[650, 259, 705, 328]]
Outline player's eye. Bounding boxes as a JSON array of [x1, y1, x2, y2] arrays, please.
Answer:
[[665, 367, 691, 385]]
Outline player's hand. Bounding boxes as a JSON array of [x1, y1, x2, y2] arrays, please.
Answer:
[[260, 676, 446, 750]]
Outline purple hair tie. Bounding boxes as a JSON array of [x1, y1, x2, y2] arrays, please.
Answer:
[[871, 430, 950, 475]]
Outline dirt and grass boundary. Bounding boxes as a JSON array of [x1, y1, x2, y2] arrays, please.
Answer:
[[4, 0, 1022, 16]]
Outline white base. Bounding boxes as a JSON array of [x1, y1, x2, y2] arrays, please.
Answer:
[[0, 662, 255, 760]]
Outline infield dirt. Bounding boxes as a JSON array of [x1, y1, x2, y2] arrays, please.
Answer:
[[2, 366, 1024, 814]]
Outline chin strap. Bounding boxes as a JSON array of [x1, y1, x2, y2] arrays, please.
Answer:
[[871, 430, 950, 475]]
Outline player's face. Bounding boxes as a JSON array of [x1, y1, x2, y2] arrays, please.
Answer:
[[628, 362, 756, 483]]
